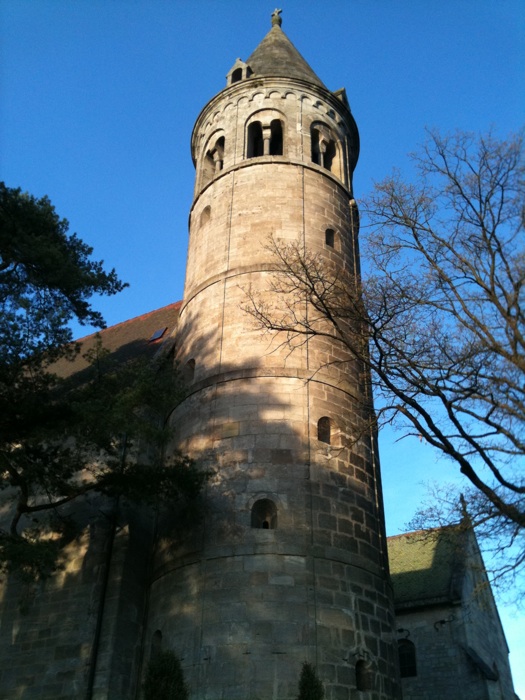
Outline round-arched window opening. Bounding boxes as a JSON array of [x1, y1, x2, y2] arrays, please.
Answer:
[[247, 121, 264, 158], [231, 67, 243, 83], [323, 139, 337, 172], [317, 416, 331, 444], [398, 639, 417, 678], [201, 134, 225, 188], [200, 205, 211, 227], [269, 119, 283, 155], [251, 499, 277, 529], [213, 136, 225, 171], [310, 123, 343, 180]]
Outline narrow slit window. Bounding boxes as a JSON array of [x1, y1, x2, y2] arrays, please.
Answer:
[[325, 229, 335, 247], [356, 660, 373, 691], [398, 639, 417, 678], [317, 417, 331, 444]]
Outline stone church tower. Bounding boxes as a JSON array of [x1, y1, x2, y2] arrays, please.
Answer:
[[145, 12, 401, 700], [0, 13, 518, 700]]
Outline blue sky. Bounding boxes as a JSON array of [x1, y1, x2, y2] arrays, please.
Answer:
[[1, 0, 524, 692]]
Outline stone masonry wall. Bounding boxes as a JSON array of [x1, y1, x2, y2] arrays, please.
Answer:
[[0, 502, 153, 700], [148, 68, 400, 699], [0, 516, 107, 700]]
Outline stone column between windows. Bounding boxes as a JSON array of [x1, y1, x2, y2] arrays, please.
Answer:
[[262, 125, 272, 156]]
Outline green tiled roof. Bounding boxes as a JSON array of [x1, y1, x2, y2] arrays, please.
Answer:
[[387, 528, 465, 609]]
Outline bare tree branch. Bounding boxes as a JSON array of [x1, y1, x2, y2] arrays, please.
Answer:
[[244, 129, 525, 579]]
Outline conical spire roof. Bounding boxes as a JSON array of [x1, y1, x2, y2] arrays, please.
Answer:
[[246, 13, 326, 89]]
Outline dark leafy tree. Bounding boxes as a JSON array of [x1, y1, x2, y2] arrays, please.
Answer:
[[0, 184, 207, 580], [296, 662, 325, 700], [0, 182, 125, 359], [244, 130, 524, 585], [143, 650, 189, 700]]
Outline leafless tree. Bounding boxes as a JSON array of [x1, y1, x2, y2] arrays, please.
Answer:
[[245, 129, 524, 580]]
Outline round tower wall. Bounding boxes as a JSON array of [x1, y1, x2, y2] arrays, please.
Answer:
[[180, 164, 359, 385], [147, 73, 400, 700]]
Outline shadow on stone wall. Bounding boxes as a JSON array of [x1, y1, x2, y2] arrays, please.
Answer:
[[0, 321, 397, 700], [140, 320, 398, 700], [0, 337, 171, 700]]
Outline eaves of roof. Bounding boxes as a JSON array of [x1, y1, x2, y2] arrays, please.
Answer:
[[52, 301, 181, 380]]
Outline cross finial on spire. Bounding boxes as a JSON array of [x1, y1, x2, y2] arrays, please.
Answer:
[[271, 8, 282, 27]]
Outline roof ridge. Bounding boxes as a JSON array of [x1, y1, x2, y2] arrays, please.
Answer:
[[73, 301, 182, 343], [387, 524, 460, 540]]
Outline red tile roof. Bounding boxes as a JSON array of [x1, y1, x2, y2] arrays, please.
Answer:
[[52, 302, 182, 379]]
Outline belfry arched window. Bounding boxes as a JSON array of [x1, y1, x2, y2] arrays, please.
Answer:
[[311, 128, 322, 166], [269, 119, 283, 155], [311, 123, 341, 178], [201, 133, 225, 188], [246, 111, 285, 159], [208, 136, 224, 172], [251, 499, 277, 529], [247, 121, 264, 158], [323, 140, 336, 171]]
